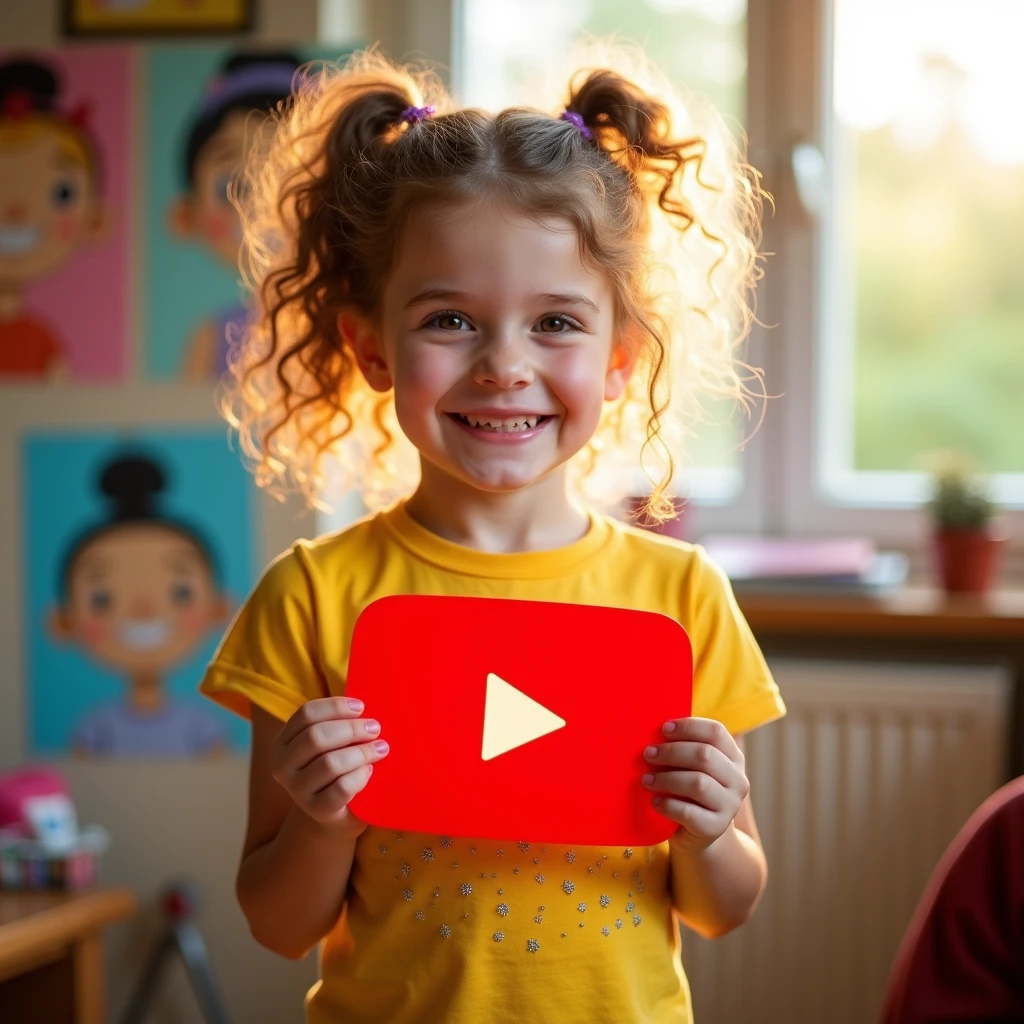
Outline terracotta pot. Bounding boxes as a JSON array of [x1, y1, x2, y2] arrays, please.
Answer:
[[933, 527, 1005, 595]]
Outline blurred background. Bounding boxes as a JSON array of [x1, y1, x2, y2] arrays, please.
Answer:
[[0, 1, 1021, 1022]]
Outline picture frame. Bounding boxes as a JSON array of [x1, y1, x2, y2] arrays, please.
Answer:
[[62, 0, 253, 39]]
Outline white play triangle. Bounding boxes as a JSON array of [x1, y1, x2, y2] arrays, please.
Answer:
[[481, 672, 566, 761]]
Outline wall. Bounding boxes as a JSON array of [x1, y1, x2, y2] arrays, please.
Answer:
[[0, 3, 332, 1021]]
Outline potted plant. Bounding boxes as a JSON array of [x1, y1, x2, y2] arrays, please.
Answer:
[[923, 451, 1005, 595]]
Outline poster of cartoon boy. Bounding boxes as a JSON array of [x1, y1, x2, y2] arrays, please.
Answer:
[[24, 432, 255, 757], [0, 51, 128, 381]]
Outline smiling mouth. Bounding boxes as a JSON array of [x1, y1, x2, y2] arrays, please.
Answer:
[[0, 225, 41, 257], [449, 413, 554, 434], [118, 621, 171, 651]]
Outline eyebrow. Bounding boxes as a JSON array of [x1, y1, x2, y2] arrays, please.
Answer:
[[166, 550, 204, 573], [404, 287, 601, 314], [78, 556, 109, 580]]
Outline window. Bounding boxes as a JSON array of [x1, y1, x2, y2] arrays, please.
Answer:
[[820, 0, 1024, 509]]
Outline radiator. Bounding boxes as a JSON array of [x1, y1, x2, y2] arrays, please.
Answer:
[[681, 659, 1011, 1024]]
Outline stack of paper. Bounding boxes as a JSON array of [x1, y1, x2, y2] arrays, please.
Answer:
[[700, 534, 908, 595]]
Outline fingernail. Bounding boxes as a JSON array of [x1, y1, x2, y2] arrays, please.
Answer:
[[373, 740, 389, 755], [347, 698, 364, 712], [644, 745, 658, 759], [364, 720, 380, 736], [642, 773, 654, 786], [663, 721, 676, 734]]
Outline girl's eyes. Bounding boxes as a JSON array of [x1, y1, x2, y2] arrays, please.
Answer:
[[422, 312, 583, 334], [51, 178, 78, 208], [538, 315, 577, 333], [426, 312, 470, 332]]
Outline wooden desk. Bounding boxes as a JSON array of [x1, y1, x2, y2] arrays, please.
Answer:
[[737, 586, 1024, 777], [0, 887, 136, 1024]]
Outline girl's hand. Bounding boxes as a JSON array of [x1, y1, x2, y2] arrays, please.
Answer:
[[271, 697, 389, 831], [642, 717, 749, 855]]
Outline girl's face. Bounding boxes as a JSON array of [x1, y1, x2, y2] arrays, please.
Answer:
[[0, 128, 101, 287], [52, 524, 229, 675], [357, 201, 632, 499], [172, 110, 249, 267]]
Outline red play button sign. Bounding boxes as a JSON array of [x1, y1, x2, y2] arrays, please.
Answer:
[[345, 595, 692, 846]]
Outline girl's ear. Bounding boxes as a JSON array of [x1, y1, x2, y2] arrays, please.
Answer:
[[604, 338, 636, 402], [338, 312, 393, 393], [167, 196, 198, 240], [48, 606, 75, 643], [87, 200, 109, 242], [210, 592, 232, 626]]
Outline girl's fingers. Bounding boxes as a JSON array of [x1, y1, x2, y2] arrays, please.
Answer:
[[642, 769, 732, 811], [278, 696, 367, 747], [285, 716, 382, 772], [643, 740, 741, 789], [298, 740, 389, 796], [651, 796, 721, 837], [659, 718, 742, 761], [308, 762, 375, 816]]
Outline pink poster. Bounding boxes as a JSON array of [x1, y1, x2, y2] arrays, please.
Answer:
[[0, 49, 130, 381]]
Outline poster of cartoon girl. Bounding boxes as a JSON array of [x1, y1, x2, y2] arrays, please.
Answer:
[[23, 431, 255, 757], [0, 51, 129, 381], [145, 48, 302, 381]]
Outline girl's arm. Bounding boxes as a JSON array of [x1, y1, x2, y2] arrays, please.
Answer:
[[668, 778, 767, 938], [236, 699, 389, 959], [643, 722, 768, 938]]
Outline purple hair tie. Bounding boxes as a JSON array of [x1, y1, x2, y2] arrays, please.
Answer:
[[560, 110, 593, 141], [399, 104, 435, 125]]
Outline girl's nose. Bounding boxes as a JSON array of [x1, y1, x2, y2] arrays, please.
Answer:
[[472, 335, 534, 389], [3, 202, 29, 224], [129, 596, 159, 619]]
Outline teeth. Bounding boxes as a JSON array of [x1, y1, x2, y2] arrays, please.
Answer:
[[459, 414, 541, 433], [118, 620, 170, 651], [0, 225, 41, 256]]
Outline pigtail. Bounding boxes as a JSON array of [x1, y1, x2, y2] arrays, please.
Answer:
[[225, 49, 445, 505], [564, 63, 766, 525], [568, 69, 708, 227]]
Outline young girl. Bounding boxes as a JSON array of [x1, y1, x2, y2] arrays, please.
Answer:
[[201, 47, 785, 1024]]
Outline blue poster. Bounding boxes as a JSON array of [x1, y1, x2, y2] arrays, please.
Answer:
[[23, 430, 257, 757], [143, 45, 348, 381]]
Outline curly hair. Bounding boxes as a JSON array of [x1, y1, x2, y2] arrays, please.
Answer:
[[223, 44, 767, 522]]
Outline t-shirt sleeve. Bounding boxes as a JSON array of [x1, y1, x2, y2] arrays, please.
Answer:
[[686, 545, 786, 735], [200, 545, 329, 724]]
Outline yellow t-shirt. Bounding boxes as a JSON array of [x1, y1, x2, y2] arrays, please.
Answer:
[[201, 501, 786, 1024]]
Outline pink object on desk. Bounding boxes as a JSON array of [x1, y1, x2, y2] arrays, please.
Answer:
[[0, 767, 68, 838]]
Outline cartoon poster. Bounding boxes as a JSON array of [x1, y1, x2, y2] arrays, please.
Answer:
[[0, 50, 130, 381], [23, 430, 256, 757], [144, 45, 345, 381]]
